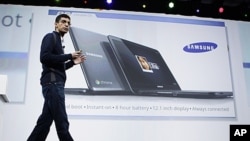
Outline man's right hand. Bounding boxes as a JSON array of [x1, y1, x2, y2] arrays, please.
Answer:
[[71, 50, 82, 59], [73, 55, 86, 65]]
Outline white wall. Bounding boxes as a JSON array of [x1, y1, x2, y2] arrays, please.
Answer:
[[0, 4, 250, 141]]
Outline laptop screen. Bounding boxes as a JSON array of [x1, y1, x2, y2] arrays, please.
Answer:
[[108, 35, 181, 92]]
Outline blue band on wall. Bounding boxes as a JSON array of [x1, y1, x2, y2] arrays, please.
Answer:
[[0, 52, 28, 59], [243, 62, 250, 68]]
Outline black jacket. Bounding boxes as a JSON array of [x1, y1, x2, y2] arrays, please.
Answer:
[[40, 31, 74, 85]]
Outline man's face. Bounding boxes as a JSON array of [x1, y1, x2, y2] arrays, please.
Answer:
[[55, 17, 71, 34]]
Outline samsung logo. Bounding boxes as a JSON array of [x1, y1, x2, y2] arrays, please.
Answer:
[[157, 85, 164, 88], [86, 52, 103, 58], [183, 42, 217, 53]]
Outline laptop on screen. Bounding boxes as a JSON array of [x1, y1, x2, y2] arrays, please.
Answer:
[[66, 27, 131, 95], [107, 35, 233, 98], [66, 26, 233, 98]]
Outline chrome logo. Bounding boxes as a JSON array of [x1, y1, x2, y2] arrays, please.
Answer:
[[95, 80, 100, 85], [183, 42, 217, 53]]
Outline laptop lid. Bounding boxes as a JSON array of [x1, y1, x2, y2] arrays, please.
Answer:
[[107, 35, 181, 94], [68, 27, 130, 94]]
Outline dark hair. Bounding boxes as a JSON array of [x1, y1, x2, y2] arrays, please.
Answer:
[[55, 14, 70, 23]]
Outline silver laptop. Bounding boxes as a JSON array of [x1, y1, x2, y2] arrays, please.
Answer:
[[107, 35, 233, 98], [66, 27, 131, 95]]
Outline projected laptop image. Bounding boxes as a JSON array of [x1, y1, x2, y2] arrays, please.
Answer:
[[107, 35, 233, 98], [66, 27, 131, 95]]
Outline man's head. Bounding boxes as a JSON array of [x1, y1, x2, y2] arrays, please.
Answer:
[[54, 14, 71, 36]]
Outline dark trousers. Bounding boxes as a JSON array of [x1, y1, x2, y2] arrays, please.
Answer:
[[27, 82, 73, 141]]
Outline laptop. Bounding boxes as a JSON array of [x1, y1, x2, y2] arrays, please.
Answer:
[[66, 27, 131, 95], [107, 35, 234, 98]]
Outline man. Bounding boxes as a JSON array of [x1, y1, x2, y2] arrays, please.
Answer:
[[27, 14, 86, 141]]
